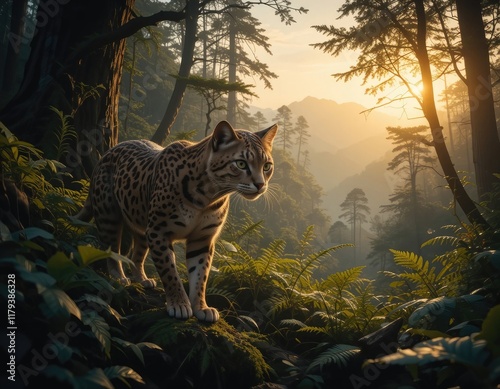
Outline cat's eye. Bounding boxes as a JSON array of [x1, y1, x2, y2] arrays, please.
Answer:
[[263, 162, 273, 172], [235, 160, 248, 170]]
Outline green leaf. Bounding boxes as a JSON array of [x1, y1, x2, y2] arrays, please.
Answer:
[[137, 341, 163, 351], [20, 270, 56, 288], [408, 297, 455, 330], [477, 305, 500, 357], [42, 365, 76, 386], [220, 240, 238, 252], [40, 287, 82, 320], [473, 250, 500, 270], [19, 240, 45, 251], [82, 311, 111, 356], [76, 294, 122, 323], [76, 368, 114, 389], [11, 227, 54, 241], [200, 349, 212, 376], [77, 245, 112, 267], [0, 221, 11, 240], [408, 328, 450, 339], [32, 198, 46, 209], [104, 366, 145, 386], [112, 337, 144, 365], [47, 251, 79, 283], [370, 336, 489, 367], [51, 339, 74, 363]]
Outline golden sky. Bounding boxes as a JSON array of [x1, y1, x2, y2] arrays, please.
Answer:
[[249, 0, 444, 119], [248, 0, 372, 109]]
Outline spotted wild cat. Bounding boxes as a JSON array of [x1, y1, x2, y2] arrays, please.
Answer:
[[76, 121, 277, 322]]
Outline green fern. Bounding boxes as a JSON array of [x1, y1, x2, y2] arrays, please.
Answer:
[[290, 243, 352, 292], [280, 318, 307, 328], [369, 336, 489, 368], [389, 249, 466, 298], [50, 107, 77, 161], [297, 326, 329, 336], [320, 266, 365, 294], [421, 235, 462, 248], [307, 344, 361, 371], [390, 249, 444, 297]]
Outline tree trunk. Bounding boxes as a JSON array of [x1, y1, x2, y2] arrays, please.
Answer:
[[413, 0, 489, 229], [455, 0, 500, 199], [151, 0, 199, 145], [226, 17, 237, 125], [0, 0, 135, 179], [410, 172, 421, 253], [1, 0, 29, 104]]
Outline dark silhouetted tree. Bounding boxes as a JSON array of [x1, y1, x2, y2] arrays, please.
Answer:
[[294, 115, 310, 165], [273, 105, 294, 152], [312, 0, 490, 228], [339, 188, 370, 264]]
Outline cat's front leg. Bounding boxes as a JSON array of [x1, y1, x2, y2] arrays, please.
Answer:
[[186, 239, 219, 323], [147, 232, 192, 319]]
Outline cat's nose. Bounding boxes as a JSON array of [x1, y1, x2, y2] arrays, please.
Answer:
[[254, 182, 265, 191]]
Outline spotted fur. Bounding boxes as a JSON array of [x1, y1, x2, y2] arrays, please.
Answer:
[[76, 121, 277, 322]]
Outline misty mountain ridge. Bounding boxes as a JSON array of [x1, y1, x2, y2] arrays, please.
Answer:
[[250, 96, 426, 220]]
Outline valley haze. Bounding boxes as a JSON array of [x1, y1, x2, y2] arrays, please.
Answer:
[[250, 96, 430, 223]]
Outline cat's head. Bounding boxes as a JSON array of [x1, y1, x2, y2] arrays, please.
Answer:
[[208, 121, 277, 200]]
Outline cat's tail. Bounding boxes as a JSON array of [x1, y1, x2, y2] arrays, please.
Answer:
[[75, 197, 93, 222]]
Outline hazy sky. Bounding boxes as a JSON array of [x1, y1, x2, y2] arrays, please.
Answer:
[[248, 0, 435, 119], [248, 0, 372, 109]]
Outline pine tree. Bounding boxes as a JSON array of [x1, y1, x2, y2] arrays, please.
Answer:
[[384, 125, 435, 251], [339, 188, 370, 264], [294, 115, 310, 165], [273, 105, 294, 152]]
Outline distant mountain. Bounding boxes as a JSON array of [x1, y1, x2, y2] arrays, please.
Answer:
[[324, 152, 402, 221], [288, 96, 407, 150], [310, 134, 394, 188], [249, 96, 426, 220]]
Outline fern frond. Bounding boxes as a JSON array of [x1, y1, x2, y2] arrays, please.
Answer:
[[50, 107, 77, 161], [259, 239, 286, 262], [321, 266, 365, 294], [266, 295, 292, 316], [389, 250, 439, 297], [421, 235, 460, 248], [297, 225, 315, 257], [253, 239, 286, 276], [280, 319, 307, 328], [297, 326, 329, 335], [307, 344, 361, 371]]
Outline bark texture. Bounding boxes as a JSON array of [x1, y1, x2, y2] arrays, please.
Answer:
[[456, 0, 500, 199]]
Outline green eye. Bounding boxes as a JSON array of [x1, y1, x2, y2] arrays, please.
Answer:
[[235, 160, 247, 169], [263, 162, 272, 172]]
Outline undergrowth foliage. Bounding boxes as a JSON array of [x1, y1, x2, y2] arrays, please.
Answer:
[[1, 122, 500, 388]]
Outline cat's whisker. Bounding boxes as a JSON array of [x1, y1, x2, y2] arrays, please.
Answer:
[[261, 183, 280, 211]]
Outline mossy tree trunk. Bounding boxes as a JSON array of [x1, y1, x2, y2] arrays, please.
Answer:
[[0, 0, 135, 179]]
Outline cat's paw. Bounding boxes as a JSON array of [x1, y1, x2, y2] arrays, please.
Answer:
[[167, 303, 193, 320], [194, 307, 220, 323], [139, 278, 157, 288], [117, 277, 131, 286]]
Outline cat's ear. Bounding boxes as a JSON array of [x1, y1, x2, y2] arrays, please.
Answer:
[[212, 121, 240, 151], [256, 124, 278, 150]]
